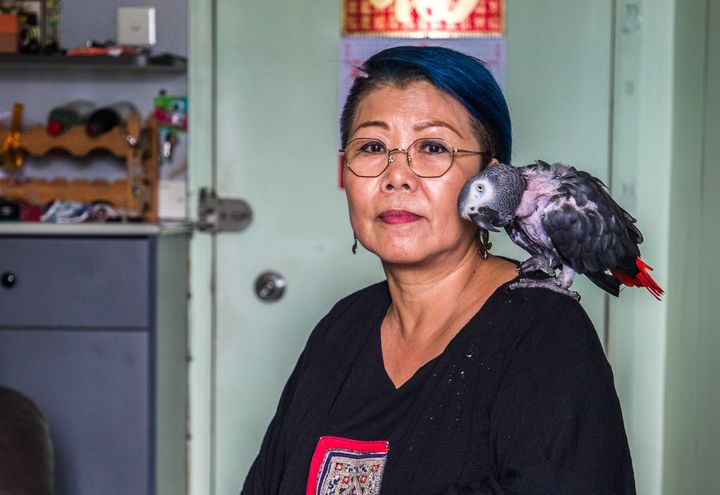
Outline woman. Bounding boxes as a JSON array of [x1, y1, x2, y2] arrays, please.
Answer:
[[241, 46, 635, 494]]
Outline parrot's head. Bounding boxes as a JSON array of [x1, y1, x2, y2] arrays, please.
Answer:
[[458, 163, 525, 232]]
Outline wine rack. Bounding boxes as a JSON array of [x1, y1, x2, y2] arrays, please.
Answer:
[[0, 109, 159, 222]]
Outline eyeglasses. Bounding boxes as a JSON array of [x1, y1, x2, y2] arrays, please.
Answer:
[[339, 137, 490, 178]]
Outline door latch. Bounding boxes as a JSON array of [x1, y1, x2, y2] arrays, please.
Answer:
[[197, 187, 252, 233]]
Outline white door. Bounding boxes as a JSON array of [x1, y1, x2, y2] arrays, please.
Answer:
[[189, 1, 614, 493]]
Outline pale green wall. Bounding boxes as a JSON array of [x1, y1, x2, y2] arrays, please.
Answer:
[[662, 0, 704, 490], [610, 0, 720, 494], [608, 3, 673, 494], [695, 1, 720, 491], [663, 0, 720, 493]]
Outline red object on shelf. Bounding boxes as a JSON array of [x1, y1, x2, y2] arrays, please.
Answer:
[[66, 46, 143, 57], [20, 203, 44, 222], [0, 13, 20, 54]]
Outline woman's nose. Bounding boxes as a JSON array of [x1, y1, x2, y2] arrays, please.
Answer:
[[382, 152, 418, 191]]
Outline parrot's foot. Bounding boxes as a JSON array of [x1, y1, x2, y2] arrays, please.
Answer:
[[518, 257, 556, 277], [509, 277, 581, 301]]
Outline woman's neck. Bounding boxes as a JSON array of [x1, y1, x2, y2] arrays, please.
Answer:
[[379, 246, 517, 388], [382, 246, 515, 343]]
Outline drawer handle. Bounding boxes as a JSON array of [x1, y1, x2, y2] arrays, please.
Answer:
[[1, 272, 16, 289]]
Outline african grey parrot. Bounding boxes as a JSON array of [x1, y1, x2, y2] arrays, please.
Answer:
[[458, 160, 663, 300]]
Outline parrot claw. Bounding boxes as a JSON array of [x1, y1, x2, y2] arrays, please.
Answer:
[[509, 277, 581, 301], [518, 257, 556, 277]]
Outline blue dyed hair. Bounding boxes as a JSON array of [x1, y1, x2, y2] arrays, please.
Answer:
[[340, 45, 512, 165]]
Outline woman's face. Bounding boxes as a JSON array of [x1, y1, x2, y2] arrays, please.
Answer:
[[344, 81, 491, 268]]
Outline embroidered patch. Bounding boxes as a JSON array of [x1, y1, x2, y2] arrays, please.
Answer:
[[306, 436, 389, 495]]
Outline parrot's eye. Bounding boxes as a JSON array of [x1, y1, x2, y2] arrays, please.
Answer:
[[476, 184, 484, 192]]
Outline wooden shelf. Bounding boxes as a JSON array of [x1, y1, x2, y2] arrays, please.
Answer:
[[0, 111, 159, 222], [0, 177, 134, 208], [7, 123, 139, 157], [0, 53, 187, 73]]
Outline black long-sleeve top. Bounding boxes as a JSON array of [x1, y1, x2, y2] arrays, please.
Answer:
[[241, 280, 636, 494]]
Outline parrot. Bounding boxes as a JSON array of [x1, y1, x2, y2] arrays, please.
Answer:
[[457, 160, 664, 300]]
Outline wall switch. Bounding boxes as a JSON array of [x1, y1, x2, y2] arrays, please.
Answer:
[[117, 7, 156, 47]]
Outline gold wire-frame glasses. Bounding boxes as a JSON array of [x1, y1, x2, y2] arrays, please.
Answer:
[[339, 137, 490, 178]]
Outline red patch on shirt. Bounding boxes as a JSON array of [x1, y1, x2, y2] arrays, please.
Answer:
[[307, 436, 389, 495]]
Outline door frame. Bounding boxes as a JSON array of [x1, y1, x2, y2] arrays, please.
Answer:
[[187, 0, 216, 494]]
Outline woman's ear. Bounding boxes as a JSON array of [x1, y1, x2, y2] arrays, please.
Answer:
[[480, 157, 500, 172]]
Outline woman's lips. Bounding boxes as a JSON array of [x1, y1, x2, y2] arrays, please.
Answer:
[[378, 209, 422, 224]]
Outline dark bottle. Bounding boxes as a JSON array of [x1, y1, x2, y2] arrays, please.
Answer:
[[18, 10, 41, 54], [43, 0, 60, 55], [85, 102, 138, 137], [46, 100, 95, 136]]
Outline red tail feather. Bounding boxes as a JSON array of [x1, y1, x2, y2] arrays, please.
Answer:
[[611, 258, 664, 300]]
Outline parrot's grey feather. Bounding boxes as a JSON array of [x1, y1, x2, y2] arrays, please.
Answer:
[[539, 165, 640, 282]]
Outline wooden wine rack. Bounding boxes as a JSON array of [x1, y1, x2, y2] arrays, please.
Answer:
[[0, 110, 159, 222]]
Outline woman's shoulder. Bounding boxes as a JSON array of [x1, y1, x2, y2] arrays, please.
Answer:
[[475, 282, 605, 367], [332, 280, 390, 312], [462, 284, 616, 414], [320, 280, 390, 329], [487, 278, 593, 326], [304, 281, 389, 347]]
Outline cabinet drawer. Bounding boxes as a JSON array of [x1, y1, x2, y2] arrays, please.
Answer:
[[0, 237, 149, 328]]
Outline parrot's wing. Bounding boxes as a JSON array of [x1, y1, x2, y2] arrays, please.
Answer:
[[505, 221, 544, 258], [541, 169, 641, 277]]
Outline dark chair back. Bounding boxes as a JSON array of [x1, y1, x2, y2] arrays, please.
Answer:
[[0, 386, 54, 495]]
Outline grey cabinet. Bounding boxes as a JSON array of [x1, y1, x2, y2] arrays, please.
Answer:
[[0, 233, 189, 495]]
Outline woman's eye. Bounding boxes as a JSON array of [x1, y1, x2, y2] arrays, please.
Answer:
[[359, 141, 386, 154], [418, 140, 450, 154]]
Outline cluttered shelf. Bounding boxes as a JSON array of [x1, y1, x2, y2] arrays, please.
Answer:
[[0, 53, 187, 73], [0, 107, 159, 222]]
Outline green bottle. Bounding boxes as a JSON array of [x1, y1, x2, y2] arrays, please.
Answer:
[[46, 100, 95, 136]]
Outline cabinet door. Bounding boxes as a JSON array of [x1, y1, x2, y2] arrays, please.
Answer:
[[0, 329, 150, 495], [0, 237, 149, 328]]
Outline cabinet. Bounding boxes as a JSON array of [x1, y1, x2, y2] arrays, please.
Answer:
[[0, 229, 189, 494]]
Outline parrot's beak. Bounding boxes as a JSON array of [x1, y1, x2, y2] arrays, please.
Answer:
[[468, 212, 501, 232]]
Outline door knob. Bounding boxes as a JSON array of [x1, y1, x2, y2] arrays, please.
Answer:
[[254, 271, 286, 302], [1, 272, 16, 288]]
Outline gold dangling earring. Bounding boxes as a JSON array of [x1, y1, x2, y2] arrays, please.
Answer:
[[352, 233, 358, 255], [476, 229, 492, 259]]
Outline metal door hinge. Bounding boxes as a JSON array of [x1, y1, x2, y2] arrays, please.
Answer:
[[196, 187, 252, 233]]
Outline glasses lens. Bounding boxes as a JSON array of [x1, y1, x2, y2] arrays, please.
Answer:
[[408, 138, 453, 177], [346, 138, 388, 177]]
